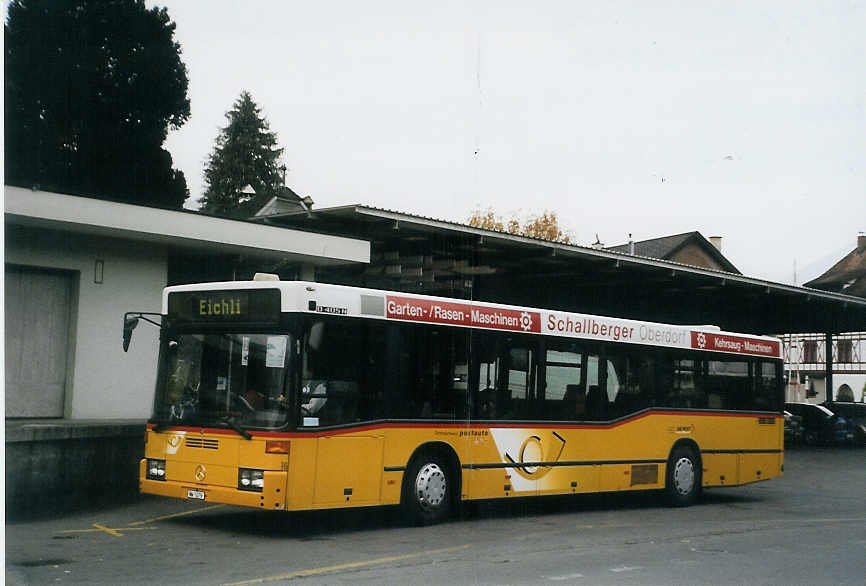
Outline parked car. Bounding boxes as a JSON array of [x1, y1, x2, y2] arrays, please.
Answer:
[[821, 402, 866, 447], [784, 410, 804, 445], [784, 402, 853, 446]]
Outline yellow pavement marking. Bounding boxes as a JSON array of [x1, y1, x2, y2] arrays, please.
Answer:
[[767, 517, 866, 524], [127, 504, 226, 526], [57, 504, 226, 537], [58, 526, 157, 535], [92, 524, 125, 537], [222, 544, 473, 585]]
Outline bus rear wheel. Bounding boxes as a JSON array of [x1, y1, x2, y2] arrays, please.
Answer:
[[665, 445, 701, 507], [402, 453, 452, 525]]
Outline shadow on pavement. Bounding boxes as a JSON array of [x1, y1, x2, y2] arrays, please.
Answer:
[[5, 491, 145, 523], [163, 488, 763, 539]]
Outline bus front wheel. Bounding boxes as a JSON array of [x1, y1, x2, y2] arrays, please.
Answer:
[[402, 453, 452, 525], [665, 445, 701, 507]]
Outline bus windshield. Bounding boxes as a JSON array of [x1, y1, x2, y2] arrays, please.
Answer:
[[153, 333, 293, 429]]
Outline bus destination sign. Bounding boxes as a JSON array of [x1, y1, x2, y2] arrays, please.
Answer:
[[168, 289, 280, 325]]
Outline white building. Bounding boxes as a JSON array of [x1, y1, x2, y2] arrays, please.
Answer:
[[4, 186, 369, 513]]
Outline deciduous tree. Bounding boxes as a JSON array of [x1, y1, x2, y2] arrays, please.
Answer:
[[200, 91, 285, 217], [467, 207, 574, 244], [4, 0, 191, 208]]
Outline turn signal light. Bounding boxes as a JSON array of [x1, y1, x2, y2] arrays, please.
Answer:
[[266, 440, 291, 454]]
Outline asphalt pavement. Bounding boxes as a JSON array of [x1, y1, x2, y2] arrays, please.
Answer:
[[5, 446, 865, 585]]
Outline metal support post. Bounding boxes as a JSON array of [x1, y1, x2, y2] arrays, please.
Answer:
[[825, 332, 833, 404]]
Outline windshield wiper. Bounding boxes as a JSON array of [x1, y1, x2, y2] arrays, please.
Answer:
[[220, 414, 252, 440]]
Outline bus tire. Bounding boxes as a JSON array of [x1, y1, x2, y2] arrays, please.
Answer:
[[665, 444, 701, 507], [401, 452, 452, 525]]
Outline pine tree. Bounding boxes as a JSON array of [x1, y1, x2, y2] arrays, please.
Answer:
[[200, 91, 284, 217]]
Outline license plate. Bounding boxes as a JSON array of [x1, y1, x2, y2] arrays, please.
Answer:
[[187, 489, 206, 500]]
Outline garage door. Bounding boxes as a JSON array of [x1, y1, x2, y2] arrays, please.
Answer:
[[4, 265, 75, 418]]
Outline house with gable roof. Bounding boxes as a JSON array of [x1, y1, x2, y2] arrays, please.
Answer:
[[606, 231, 740, 274], [804, 233, 866, 297], [786, 233, 866, 403]]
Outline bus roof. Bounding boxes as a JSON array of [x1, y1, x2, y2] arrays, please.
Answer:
[[163, 280, 782, 359]]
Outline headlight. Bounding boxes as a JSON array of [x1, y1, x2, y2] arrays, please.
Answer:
[[147, 459, 166, 481], [238, 468, 264, 492]]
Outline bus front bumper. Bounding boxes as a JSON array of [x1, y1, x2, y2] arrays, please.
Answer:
[[140, 460, 287, 510]]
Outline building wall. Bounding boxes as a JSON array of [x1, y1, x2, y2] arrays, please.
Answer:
[[6, 421, 144, 517], [6, 225, 166, 419], [668, 244, 725, 271]]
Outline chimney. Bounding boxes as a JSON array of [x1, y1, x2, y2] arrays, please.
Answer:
[[709, 236, 722, 252], [628, 233, 635, 255], [858, 232, 865, 249]]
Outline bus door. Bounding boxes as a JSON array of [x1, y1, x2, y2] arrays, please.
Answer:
[[300, 318, 385, 508], [311, 432, 383, 507], [469, 332, 541, 499], [541, 341, 604, 494]]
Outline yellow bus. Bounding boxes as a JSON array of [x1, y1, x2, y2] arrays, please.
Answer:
[[127, 277, 784, 524]]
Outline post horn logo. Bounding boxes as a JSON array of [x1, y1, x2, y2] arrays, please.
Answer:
[[194, 464, 207, 481], [168, 435, 182, 448], [504, 431, 566, 481]]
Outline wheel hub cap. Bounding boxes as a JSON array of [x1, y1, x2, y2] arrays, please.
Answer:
[[415, 463, 446, 511], [673, 457, 695, 495]]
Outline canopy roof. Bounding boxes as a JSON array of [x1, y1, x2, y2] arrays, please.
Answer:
[[5, 186, 369, 266], [259, 205, 866, 335]]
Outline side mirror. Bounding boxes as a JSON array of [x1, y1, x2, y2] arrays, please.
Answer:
[[123, 315, 139, 352]]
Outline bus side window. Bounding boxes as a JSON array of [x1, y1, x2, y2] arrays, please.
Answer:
[[410, 326, 439, 418], [544, 345, 583, 421], [755, 361, 780, 411], [707, 359, 748, 410], [393, 325, 468, 421], [471, 332, 534, 421], [300, 318, 370, 426], [585, 354, 608, 420], [505, 344, 534, 420], [437, 328, 469, 419], [356, 321, 387, 421], [449, 331, 470, 419], [472, 332, 502, 420], [606, 356, 624, 405], [661, 357, 704, 409], [607, 353, 654, 417]]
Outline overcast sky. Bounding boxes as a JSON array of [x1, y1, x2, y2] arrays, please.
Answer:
[[151, 0, 865, 285]]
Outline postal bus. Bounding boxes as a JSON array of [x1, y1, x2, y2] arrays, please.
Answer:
[[127, 277, 784, 524]]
